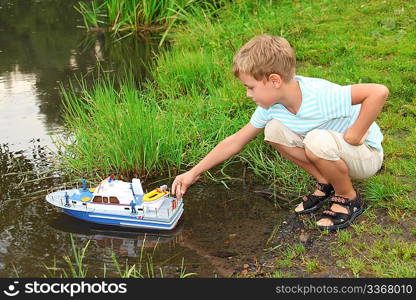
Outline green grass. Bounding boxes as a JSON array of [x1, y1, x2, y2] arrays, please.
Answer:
[[327, 223, 416, 277], [366, 238, 416, 277], [75, 0, 227, 37], [62, 0, 416, 195], [337, 257, 366, 278], [336, 231, 352, 245], [271, 270, 295, 278], [274, 243, 306, 269], [303, 258, 322, 274]]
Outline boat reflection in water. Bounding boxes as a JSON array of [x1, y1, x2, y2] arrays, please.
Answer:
[[48, 213, 184, 257]]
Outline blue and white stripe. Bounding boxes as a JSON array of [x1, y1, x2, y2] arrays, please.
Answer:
[[250, 75, 383, 151]]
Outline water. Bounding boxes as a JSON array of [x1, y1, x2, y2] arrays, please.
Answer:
[[0, 0, 288, 277], [0, 0, 156, 152], [0, 143, 285, 277]]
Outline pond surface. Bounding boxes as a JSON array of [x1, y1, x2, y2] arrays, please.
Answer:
[[0, 0, 156, 152], [0, 0, 289, 277]]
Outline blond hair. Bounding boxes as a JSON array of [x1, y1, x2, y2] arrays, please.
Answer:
[[233, 35, 296, 82]]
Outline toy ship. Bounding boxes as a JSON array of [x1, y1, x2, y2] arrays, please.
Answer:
[[45, 176, 183, 230]]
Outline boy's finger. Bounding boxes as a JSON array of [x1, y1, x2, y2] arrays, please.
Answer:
[[172, 181, 181, 197], [174, 183, 180, 197], [171, 180, 177, 195], [178, 190, 185, 199], [175, 183, 182, 198], [178, 185, 187, 199]]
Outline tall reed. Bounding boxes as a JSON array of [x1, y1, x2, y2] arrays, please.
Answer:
[[58, 73, 186, 178], [74, 0, 106, 30], [74, 0, 226, 36]]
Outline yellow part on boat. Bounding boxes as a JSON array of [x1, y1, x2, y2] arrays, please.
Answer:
[[143, 189, 168, 202], [81, 197, 91, 202]]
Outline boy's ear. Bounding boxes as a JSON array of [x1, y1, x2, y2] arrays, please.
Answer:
[[268, 73, 283, 88]]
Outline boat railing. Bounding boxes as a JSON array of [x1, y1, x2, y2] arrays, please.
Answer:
[[47, 192, 92, 211], [142, 197, 182, 218], [46, 181, 95, 211], [46, 182, 78, 195], [46, 180, 97, 196]]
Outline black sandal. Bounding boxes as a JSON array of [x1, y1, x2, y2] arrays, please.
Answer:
[[296, 183, 334, 215], [317, 191, 365, 231]]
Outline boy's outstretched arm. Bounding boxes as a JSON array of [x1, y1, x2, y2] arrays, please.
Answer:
[[344, 83, 389, 145], [171, 123, 263, 199]]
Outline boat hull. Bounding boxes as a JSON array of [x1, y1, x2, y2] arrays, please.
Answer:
[[62, 206, 183, 230]]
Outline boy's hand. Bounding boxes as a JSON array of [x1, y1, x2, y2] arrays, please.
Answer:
[[343, 127, 369, 146], [171, 170, 200, 199]]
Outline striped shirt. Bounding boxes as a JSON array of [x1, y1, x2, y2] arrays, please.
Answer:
[[250, 75, 383, 151]]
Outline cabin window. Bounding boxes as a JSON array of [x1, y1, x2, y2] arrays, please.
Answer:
[[103, 197, 108, 203], [92, 196, 102, 203], [109, 197, 119, 204]]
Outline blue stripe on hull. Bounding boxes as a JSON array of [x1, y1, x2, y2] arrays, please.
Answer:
[[63, 209, 177, 229]]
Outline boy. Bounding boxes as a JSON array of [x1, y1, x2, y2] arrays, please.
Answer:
[[172, 35, 388, 230]]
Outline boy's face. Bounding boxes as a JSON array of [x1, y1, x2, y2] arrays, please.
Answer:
[[238, 73, 280, 109]]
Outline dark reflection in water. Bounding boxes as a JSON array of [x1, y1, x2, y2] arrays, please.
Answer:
[[49, 214, 186, 253], [0, 0, 159, 151], [0, 142, 65, 275]]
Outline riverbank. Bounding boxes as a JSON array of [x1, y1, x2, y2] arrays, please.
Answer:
[[60, 0, 416, 277]]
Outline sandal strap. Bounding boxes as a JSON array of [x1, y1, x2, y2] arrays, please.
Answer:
[[316, 183, 334, 195], [321, 210, 351, 225], [301, 183, 334, 210], [329, 195, 350, 205], [302, 194, 323, 209], [322, 191, 363, 222], [329, 192, 362, 209]]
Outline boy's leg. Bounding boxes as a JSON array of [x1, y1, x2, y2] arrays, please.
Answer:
[[268, 143, 334, 213], [264, 119, 332, 213], [267, 141, 328, 184], [267, 142, 331, 212], [264, 119, 327, 183], [304, 148, 355, 226], [304, 149, 355, 198], [303, 129, 383, 227]]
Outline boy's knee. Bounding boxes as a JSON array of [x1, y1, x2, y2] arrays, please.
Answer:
[[265, 140, 277, 147], [264, 119, 303, 148], [304, 129, 340, 161]]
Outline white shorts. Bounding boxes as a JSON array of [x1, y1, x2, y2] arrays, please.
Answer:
[[264, 119, 384, 179]]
